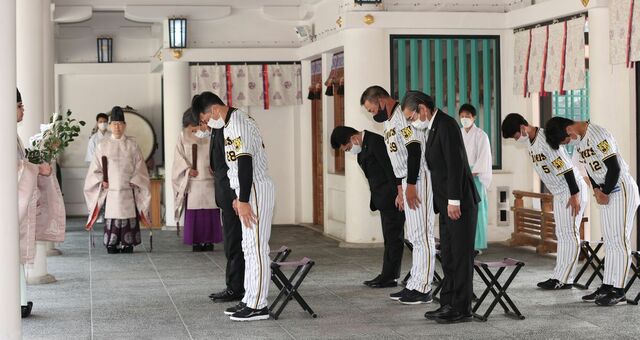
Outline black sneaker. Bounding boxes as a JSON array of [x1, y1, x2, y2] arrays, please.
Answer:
[[21, 301, 33, 318], [121, 246, 133, 254], [595, 289, 626, 306], [582, 284, 612, 301], [203, 243, 214, 252], [537, 278, 572, 290], [106, 246, 120, 254], [399, 289, 433, 305], [389, 288, 411, 301], [229, 306, 270, 322], [224, 302, 246, 315]]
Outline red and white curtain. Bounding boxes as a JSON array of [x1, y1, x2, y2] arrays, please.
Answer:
[[513, 16, 586, 96], [609, 0, 640, 66], [190, 63, 303, 109]]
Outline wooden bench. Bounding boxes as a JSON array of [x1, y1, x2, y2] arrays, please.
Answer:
[[508, 190, 587, 255]]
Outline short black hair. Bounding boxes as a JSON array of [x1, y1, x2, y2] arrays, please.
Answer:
[[17, 88, 22, 103], [501, 113, 528, 139], [96, 113, 108, 121], [192, 91, 225, 114], [182, 108, 198, 128], [400, 90, 435, 112], [330, 126, 358, 150], [360, 86, 390, 106], [458, 103, 476, 117], [544, 117, 575, 150]]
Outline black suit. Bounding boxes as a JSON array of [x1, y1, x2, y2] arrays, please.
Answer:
[[358, 131, 405, 280], [425, 110, 480, 314], [210, 117, 245, 294]]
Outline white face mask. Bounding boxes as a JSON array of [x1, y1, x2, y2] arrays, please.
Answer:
[[411, 118, 429, 130], [208, 117, 225, 129], [349, 144, 362, 155], [516, 132, 529, 144], [98, 122, 108, 131], [194, 130, 211, 139], [460, 117, 474, 129]]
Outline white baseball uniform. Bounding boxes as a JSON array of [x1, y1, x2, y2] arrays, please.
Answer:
[[224, 108, 274, 310], [528, 128, 588, 284], [384, 103, 435, 294], [576, 123, 639, 289]]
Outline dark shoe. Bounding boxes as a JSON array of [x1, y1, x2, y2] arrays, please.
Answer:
[[224, 302, 247, 315], [192, 244, 202, 252], [537, 278, 572, 290], [425, 304, 453, 320], [204, 243, 214, 252], [582, 285, 612, 301], [229, 306, 270, 321], [364, 275, 383, 287], [595, 289, 626, 306], [121, 246, 133, 254], [369, 277, 398, 288], [399, 289, 433, 305], [21, 301, 33, 318], [389, 288, 411, 301], [434, 310, 472, 324], [210, 289, 244, 302], [106, 246, 120, 254]]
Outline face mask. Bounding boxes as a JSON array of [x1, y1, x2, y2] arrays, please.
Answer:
[[567, 136, 580, 147], [98, 122, 108, 131], [208, 117, 224, 129], [460, 118, 474, 129], [516, 132, 529, 144], [349, 144, 362, 155], [194, 130, 211, 139], [373, 103, 388, 123]]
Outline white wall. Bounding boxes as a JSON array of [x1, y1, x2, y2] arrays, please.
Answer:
[[55, 63, 162, 215]]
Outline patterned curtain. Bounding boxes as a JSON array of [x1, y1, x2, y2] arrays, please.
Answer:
[[189, 63, 302, 109], [544, 22, 564, 92], [513, 30, 530, 96], [630, 0, 640, 62], [563, 17, 586, 91], [609, 0, 633, 65], [527, 26, 548, 95]]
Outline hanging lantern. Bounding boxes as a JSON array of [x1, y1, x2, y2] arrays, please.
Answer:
[[97, 37, 113, 63], [168, 17, 187, 58]]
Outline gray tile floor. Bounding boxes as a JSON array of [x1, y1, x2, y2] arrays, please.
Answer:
[[23, 218, 640, 340]]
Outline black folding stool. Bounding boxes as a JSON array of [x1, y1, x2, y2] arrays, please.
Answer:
[[624, 251, 640, 305], [269, 257, 317, 320], [472, 258, 525, 322], [271, 245, 292, 262], [573, 240, 605, 290]]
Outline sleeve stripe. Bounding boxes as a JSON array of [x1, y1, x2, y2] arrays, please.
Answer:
[[602, 153, 617, 161], [405, 140, 422, 147], [236, 153, 253, 157], [556, 168, 573, 177]]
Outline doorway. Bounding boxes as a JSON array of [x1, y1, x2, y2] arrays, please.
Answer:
[[311, 59, 324, 227]]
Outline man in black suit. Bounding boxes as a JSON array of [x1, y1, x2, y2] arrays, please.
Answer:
[[331, 126, 406, 288], [401, 91, 480, 324], [205, 105, 245, 303]]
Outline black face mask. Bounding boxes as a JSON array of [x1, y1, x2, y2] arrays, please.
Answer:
[[373, 103, 388, 122]]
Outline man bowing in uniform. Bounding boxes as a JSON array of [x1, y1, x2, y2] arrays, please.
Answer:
[[402, 90, 480, 324]]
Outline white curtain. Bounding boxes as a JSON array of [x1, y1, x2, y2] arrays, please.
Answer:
[[191, 65, 228, 102], [564, 17, 586, 91], [527, 26, 548, 95], [268, 64, 303, 107], [543, 22, 565, 92], [512, 30, 530, 96], [609, 0, 633, 65], [631, 0, 640, 62], [230, 65, 264, 108]]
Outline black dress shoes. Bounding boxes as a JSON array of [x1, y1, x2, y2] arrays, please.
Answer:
[[434, 309, 473, 324], [21, 301, 33, 318], [424, 304, 452, 320], [364, 275, 398, 288], [363, 275, 382, 287], [210, 289, 244, 302]]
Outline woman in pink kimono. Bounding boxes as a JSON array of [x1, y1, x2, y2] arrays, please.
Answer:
[[84, 106, 151, 254], [172, 109, 223, 252]]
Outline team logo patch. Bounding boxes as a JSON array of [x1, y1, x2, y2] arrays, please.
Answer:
[[597, 140, 611, 154], [400, 127, 413, 140], [551, 157, 565, 170], [232, 137, 242, 151]]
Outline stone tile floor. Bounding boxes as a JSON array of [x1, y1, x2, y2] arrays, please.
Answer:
[[23, 218, 640, 339]]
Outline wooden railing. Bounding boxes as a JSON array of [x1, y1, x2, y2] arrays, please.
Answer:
[[509, 190, 587, 254]]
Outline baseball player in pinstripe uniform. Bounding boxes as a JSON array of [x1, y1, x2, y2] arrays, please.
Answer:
[[193, 92, 274, 321], [546, 117, 640, 306], [501, 114, 588, 290], [361, 86, 436, 304]]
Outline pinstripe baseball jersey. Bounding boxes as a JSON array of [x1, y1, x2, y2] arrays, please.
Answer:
[[528, 128, 578, 196], [383, 103, 425, 179], [576, 123, 630, 185], [223, 109, 272, 190]]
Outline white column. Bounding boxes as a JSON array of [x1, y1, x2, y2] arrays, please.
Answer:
[[587, 6, 637, 247], [342, 28, 390, 244], [18, 0, 56, 284], [163, 61, 191, 228], [0, 0, 21, 336]]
